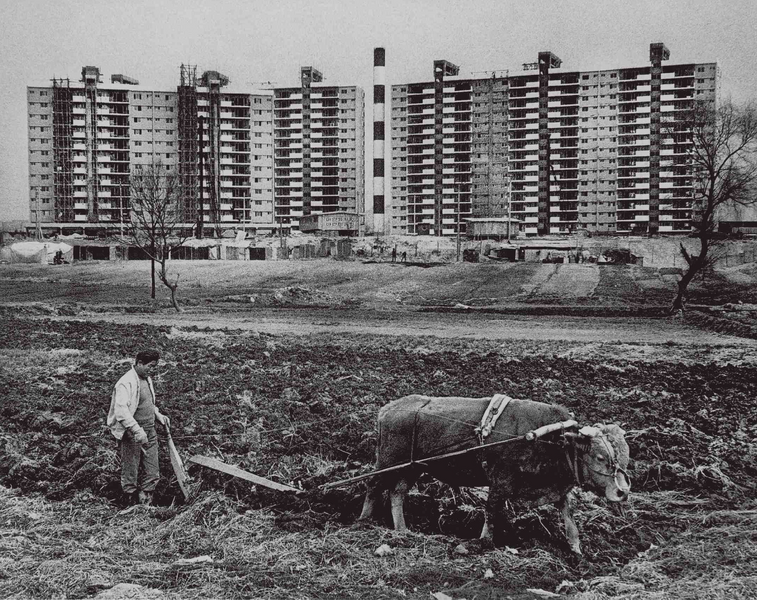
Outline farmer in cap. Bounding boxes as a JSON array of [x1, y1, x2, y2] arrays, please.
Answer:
[[107, 349, 170, 506]]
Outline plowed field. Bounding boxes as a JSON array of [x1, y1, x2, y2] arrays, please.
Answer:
[[0, 260, 756, 599]]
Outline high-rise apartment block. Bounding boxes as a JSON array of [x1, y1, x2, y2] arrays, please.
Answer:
[[273, 67, 365, 234], [389, 43, 719, 236], [27, 45, 719, 238], [177, 66, 274, 236], [28, 65, 364, 236]]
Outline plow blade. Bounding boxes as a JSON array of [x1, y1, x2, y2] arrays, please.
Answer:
[[167, 430, 191, 501]]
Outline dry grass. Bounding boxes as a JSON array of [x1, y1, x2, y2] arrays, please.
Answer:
[[2, 484, 755, 599]]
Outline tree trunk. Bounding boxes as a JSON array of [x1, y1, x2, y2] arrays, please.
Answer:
[[157, 260, 182, 312], [168, 282, 181, 312], [671, 269, 695, 313]]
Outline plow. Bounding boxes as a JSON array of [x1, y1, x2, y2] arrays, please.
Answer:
[[168, 418, 579, 501]]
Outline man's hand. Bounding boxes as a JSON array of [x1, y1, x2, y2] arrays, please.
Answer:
[[132, 427, 148, 445], [156, 412, 171, 430]]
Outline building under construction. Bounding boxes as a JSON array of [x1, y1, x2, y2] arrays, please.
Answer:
[[272, 67, 365, 235], [27, 64, 361, 237], [389, 42, 719, 236], [28, 67, 135, 230]]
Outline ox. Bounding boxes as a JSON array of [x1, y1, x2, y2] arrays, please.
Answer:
[[358, 395, 630, 554]]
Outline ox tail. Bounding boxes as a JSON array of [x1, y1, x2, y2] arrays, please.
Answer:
[[375, 412, 383, 466]]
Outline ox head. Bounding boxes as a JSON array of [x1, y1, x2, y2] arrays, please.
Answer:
[[567, 424, 630, 502]]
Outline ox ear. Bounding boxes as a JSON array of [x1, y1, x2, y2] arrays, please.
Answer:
[[596, 423, 626, 437], [578, 426, 600, 438]]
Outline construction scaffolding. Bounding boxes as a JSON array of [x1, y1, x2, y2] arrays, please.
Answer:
[[178, 64, 199, 230], [52, 78, 74, 222], [200, 70, 227, 239], [84, 79, 99, 222], [471, 73, 509, 220]]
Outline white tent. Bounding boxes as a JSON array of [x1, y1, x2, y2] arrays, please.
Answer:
[[6, 241, 73, 264]]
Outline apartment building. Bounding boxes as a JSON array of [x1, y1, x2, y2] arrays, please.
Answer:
[[273, 67, 365, 235], [390, 43, 718, 236], [177, 66, 274, 235], [28, 67, 152, 227], [28, 65, 364, 236]]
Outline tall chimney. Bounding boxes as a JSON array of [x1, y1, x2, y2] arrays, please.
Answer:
[[373, 47, 386, 235]]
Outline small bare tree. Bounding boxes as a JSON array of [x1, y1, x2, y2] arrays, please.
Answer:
[[129, 162, 193, 311], [668, 100, 757, 313]]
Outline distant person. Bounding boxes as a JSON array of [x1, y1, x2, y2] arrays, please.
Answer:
[[392, 247, 397, 262], [107, 350, 170, 507], [401, 251, 407, 263], [53, 250, 63, 265]]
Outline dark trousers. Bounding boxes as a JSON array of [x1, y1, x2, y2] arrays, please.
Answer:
[[117, 427, 159, 494]]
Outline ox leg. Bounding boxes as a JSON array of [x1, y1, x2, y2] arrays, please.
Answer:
[[484, 477, 515, 548], [358, 483, 381, 522], [389, 476, 414, 531], [557, 494, 581, 555]]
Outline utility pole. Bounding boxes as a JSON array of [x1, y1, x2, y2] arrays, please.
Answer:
[[119, 182, 126, 260], [456, 186, 461, 261], [34, 188, 42, 241], [506, 176, 512, 243]]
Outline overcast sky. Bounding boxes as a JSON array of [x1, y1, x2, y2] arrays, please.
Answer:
[[2, 0, 756, 221]]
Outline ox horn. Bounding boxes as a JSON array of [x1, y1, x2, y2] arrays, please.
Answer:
[[578, 426, 601, 438]]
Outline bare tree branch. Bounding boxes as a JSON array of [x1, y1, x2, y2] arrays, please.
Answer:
[[128, 161, 194, 311], [665, 99, 757, 313]]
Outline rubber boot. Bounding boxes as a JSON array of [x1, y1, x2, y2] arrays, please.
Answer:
[[121, 492, 138, 507]]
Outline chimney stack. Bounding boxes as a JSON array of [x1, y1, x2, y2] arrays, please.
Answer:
[[373, 47, 386, 235]]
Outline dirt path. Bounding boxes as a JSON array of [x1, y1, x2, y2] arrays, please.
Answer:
[[529, 263, 600, 298], [33, 307, 756, 346]]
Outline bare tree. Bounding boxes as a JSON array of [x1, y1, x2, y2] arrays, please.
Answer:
[[129, 162, 193, 311], [667, 100, 757, 313]]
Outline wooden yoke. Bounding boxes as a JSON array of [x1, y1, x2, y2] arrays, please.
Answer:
[[524, 420, 578, 441]]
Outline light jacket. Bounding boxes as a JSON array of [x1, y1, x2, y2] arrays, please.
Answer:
[[107, 366, 164, 440]]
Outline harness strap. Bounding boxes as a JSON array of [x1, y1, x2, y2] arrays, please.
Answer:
[[410, 399, 432, 466], [476, 394, 513, 443], [566, 442, 583, 486]]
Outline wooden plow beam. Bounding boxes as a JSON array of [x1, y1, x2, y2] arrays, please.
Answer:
[[187, 455, 301, 494]]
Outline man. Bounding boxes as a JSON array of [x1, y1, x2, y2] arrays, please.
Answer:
[[107, 349, 170, 506]]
